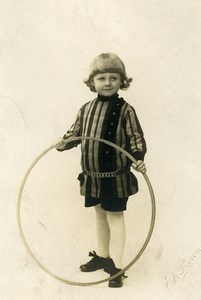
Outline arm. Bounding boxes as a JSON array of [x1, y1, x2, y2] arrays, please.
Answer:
[[125, 105, 147, 172], [56, 110, 81, 151]]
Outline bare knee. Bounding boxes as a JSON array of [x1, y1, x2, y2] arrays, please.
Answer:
[[106, 211, 124, 227], [95, 204, 107, 214]]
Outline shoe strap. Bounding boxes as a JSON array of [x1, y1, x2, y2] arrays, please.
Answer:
[[88, 250, 98, 258]]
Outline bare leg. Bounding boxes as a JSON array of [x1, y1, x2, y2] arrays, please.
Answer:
[[95, 205, 110, 258], [106, 211, 126, 269]]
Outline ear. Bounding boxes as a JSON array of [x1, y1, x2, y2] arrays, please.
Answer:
[[91, 78, 95, 86], [120, 77, 124, 87]]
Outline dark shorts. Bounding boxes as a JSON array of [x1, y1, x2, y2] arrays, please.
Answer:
[[85, 196, 128, 212]]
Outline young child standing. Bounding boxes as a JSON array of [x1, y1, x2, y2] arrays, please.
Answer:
[[56, 53, 147, 288]]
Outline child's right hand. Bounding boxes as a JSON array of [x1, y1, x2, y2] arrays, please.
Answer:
[[132, 160, 147, 173], [52, 138, 67, 150]]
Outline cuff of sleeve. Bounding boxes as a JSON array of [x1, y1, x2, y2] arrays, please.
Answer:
[[133, 151, 145, 161], [56, 148, 65, 152]]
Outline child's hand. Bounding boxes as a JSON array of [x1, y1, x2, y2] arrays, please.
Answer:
[[132, 160, 147, 173], [52, 138, 67, 150]]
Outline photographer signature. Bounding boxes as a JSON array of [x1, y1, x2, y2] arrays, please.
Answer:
[[165, 247, 201, 289]]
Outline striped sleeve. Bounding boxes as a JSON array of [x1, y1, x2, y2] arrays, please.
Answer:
[[124, 105, 147, 161], [58, 109, 82, 151]]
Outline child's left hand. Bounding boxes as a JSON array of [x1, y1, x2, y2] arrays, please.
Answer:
[[132, 160, 147, 173], [52, 138, 67, 149]]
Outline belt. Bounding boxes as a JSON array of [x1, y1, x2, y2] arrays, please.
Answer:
[[83, 168, 130, 178]]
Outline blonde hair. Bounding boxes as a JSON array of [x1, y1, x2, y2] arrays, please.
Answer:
[[84, 53, 133, 92]]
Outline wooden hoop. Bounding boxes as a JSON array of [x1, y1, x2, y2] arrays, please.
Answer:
[[17, 136, 156, 286]]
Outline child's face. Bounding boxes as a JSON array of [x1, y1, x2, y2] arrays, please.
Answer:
[[92, 73, 121, 96]]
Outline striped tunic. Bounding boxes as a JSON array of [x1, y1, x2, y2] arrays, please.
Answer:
[[62, 93, 146, 203]]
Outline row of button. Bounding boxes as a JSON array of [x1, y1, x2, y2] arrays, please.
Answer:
[[103, 101, 121, 159]]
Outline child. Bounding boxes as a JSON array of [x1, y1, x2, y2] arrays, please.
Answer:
[[56, 53, 147, 288]]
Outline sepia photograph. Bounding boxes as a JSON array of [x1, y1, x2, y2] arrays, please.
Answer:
[[1, 1, 201, 299]]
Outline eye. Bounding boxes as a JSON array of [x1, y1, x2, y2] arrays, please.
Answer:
[[111, 76, 118, 81]]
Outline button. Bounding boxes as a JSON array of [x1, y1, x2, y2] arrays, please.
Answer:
[[105, 151, 109, 154], [116, 103, 120, 106], [108, 131, 112, 135], [110, 122, 114, 126], [112, 112, 116, 115]]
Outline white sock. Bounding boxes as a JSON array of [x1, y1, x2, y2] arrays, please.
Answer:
[[106, 211, 126, 269], [95, 205, 110, 258]]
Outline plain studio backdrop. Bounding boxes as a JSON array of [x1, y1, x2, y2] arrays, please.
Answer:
[[1, 1, 201, 299]]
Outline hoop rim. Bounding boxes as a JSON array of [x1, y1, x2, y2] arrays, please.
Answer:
[[17, 136, 156, 286]]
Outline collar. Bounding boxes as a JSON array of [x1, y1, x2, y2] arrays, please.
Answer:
[[97, 93, 119, 102]]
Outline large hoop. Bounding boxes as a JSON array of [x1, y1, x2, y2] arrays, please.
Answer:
[[17, 136, 156, 286]]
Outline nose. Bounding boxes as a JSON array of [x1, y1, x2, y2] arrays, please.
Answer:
[[105, 79, 111, 86]]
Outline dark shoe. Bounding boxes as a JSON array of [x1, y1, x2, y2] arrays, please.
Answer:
[[80, 251, 109, 272], [109, 269, 123, 288], [104, 258, 127, 288]]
